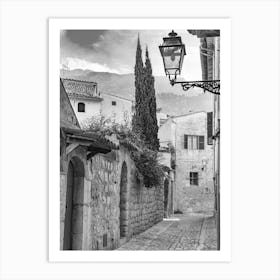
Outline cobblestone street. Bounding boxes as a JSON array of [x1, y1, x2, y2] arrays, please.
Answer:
[[117, 213, 217, 250]]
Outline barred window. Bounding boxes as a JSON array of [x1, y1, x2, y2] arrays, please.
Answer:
[[190, 172, 199, 186]]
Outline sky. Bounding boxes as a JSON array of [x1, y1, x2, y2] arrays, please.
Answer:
[[60, 30, 202, 80]]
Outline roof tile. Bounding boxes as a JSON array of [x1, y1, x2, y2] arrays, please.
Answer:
[[61, 78, 101, 99]]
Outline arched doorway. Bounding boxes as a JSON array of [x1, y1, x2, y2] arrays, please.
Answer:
[[119, 162, 128, 238], [164, 178, 169, 217], [63, 156, 84, 250]]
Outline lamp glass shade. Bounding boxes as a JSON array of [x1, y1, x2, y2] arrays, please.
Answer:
[[159, 31, 186, 80]]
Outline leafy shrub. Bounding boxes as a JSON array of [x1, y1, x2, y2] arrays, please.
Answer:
[[83, 115, 164, 188]]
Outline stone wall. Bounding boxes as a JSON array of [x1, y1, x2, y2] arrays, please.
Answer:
[[116, 146, 164, 240], [88, 152, 119, 250], [60, 144, 164, 250], [128, 176, 164, 236]]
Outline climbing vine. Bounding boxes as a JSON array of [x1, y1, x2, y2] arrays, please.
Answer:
[[83, 115, 164, 188]]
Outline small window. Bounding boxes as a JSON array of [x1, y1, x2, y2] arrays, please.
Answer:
[[190, 172, 198, 186], [78, 102, 85, 112], [112, 101, 116, 106]]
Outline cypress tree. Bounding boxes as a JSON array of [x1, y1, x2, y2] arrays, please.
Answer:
[[132, 38, 159, 151], [132, 39, 162, 188], [143, 47, 160, 151], [132, 36, 146, 137]]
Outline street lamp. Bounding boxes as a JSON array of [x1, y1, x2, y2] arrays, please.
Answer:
[[159, 30, 186, 83], [159, 31, 220, 95]]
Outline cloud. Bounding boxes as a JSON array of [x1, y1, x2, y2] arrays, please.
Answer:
[[61, 57, 123, 74], [60, 29, 202, 79]]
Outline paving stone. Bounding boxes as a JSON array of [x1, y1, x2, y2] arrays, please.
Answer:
[[117, 213, 218, 250]]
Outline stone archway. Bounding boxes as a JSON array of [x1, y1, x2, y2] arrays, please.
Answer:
[[164, 178, 169, 217], [63, 156, 84, 250], [119, 162, 128, 238]]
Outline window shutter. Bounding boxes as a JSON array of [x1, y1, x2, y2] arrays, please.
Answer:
[[207, 112, 213, 145], [194, 172, 198, 186], [184, 135, 188, 149], [199, 136, 205, 150]]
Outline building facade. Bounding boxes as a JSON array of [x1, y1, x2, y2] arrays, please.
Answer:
[[61, 78, 102, 125], [101, 92, 135, 125], [158, 111, 215, 214], [188, 29, 220, 248], [61, 78, 135, 127], [60, 79, 165, 250]]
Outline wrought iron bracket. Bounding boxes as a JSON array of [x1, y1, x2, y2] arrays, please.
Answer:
[[171, 80, 220, 95], [212, 129, 220, 140]]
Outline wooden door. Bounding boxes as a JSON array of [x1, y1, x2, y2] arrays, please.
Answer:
[[63, 161, 74, 250], [164, 179, 169, 217]]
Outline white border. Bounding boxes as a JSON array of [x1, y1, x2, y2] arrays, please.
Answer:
[[49, 18, 231, 262]]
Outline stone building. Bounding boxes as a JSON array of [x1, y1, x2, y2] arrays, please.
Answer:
[[60, 79, 165, 250], [61, 78, 135, 127], [158, 111, 214, 214], [188, 29, 221, 248]]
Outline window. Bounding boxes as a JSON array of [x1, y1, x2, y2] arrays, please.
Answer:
[[77, 102, 85, 112], [112, 101, 116, 106], [184, 135, 205, 150], [190, 172, 198, 186], [207, 112, 213, 145]]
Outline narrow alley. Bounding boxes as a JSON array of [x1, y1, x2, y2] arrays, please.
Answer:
[[117, 213, 217, 251]]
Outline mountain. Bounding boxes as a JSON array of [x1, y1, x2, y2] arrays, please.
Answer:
[[60, 69, 213, 116], [156, 92, 213, 116]]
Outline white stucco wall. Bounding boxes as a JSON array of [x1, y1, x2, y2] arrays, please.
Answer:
[[70, 98, 102, 127], [158, 118, 176, 148], [156, 112, 168, 127], [101, 93, 134, 125], [158, 151, 171, 169], [69, 93, 134, 127]]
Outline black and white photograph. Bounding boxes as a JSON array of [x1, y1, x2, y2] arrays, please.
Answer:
[[1, 1, 280, 279], [58, 27, 223, 252]]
